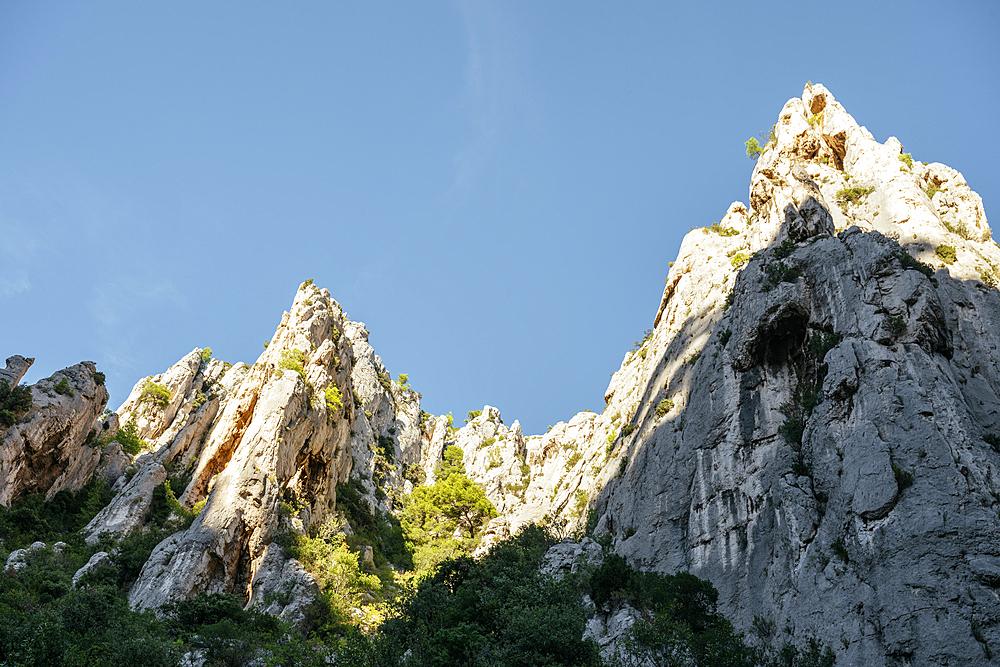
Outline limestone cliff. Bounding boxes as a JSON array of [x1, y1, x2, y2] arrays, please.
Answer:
[[0, 356, 110, 506], [3, 82, 996, 665], [98, 283, 424, 619], [449, 83, 999, 666]]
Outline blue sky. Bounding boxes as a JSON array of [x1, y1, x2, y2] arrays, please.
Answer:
[[2, 1, 998, 435]]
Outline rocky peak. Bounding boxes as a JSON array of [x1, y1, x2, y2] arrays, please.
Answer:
[[3, 83, 997, 664], [0, 355, 34, 388]]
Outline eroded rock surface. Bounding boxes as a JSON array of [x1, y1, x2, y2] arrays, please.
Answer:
[[429, 84, 1000, 665], [0, 361, 110, 505]]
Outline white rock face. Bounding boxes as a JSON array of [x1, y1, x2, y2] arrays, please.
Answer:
[[0, 361, 110, 505], [466, 84, 999, 666], [540, 537, 604, 577], [124, 283, 427, 613], [0, 355, 33, 388], [247, 543, 321, 627], [411, 84, 1000, 665], [84, 352, 247, 543]]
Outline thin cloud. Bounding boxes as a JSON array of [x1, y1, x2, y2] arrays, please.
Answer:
[[0, 275, 30, 298]]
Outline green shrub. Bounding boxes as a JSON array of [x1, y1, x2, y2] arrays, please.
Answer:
[[325, 385, 343, 420], [376, 435, 395, 465], [791, 452, 811, 477], [719, 328, 733, 345], [709, 222, 740, 236], [724, 288, 735, 311], [890, 315, 907, 335], [893, 463, 914, 493], [936, 244, 957, 264], [898, 153, 914, 169], [807, 331, 841, 359], [291, 518, 381, 633], [620, 423, 637, 438], [190, 391, 208, 410], [53, 377, 74, 397], [831, 537, 849, 563], [746, 137, 764, 160], [774, 238, 797, 259], [486, 447, 503, 470], [199, 347, 213, 367], [835, 185, 875, 211], [336, 480, 412, 570], [139, 380, 171, 409], [763, 261, 800, 290], [116, 417, 146, 456], [0, 378, 32, 427], [731, 252, 750, 268], [278, 349, 306, 377], [925, 184, 942, 199], [654, 398, 674, 418], [397, 373, 408, 386], [92, 371, 106, 386], [778, 402, 805, 446], [404, 462, 427, 485], [466, 409, 482, 423], [896, 250, 935, 277]]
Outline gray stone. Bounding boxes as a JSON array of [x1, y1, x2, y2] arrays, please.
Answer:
[[0, 356, 33, 388], [72, 551, 111, 586]]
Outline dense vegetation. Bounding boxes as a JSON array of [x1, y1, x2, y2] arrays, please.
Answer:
[[0, 447, 833, 666], [0, 379, 32, 427]]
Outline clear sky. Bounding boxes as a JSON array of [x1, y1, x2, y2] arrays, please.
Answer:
[[2, 1, 998, 435]]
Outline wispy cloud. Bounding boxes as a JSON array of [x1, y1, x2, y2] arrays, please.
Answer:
[[0, 214, 39, 300], [0, 275, 30, 298], [446, 1, 509, 207]]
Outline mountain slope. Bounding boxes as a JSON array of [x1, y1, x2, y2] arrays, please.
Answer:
[[2, 83, 997, 665]]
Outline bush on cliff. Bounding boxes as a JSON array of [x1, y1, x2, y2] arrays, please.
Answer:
[[0, 379, 32, 427]]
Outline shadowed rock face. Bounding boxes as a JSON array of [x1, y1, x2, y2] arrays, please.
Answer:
[[441, 84, 1000, 665], [3, 84, 997, 663]]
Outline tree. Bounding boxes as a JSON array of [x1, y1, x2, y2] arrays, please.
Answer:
[[435, 446, 466, 480], [431, 474, 497, 539]]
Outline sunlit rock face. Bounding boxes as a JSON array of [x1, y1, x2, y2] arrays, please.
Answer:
[[125, 282, 428, 615], [456, 84, 1000, 665], [0, 358, 110, 506], [564, 84, 998, 666], [4, 83, 998, 664]]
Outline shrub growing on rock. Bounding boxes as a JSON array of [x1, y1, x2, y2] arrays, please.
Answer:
[[935, 244, 957, 264], [139, 380, 171, 409], [0, 378, 32, 427]]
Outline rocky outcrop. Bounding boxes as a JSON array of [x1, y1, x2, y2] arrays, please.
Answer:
[[494, 83, 999, 666], [0, 355, 33, 388], [84, 351, 249, 543], [125, 284, 356, 609], [124, 282, 427, 612], [426, 84, 999, 665], [0, 361, 110, 505]]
